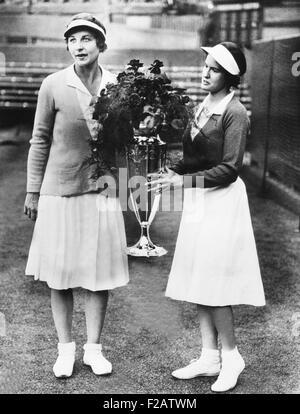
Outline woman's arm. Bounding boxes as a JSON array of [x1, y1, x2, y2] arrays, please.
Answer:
[[148, 104, 249, 193], [26, 76, 55, 193], [168, 125, 191, 175], [169, 158, 187, 175], [24, 77, 55, 220], [187, 106, 249, 188]]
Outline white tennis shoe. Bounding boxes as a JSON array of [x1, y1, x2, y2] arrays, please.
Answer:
[[172, 349, 221, 379], [53, 341, 76, 379], [83, 343, 112, 375]]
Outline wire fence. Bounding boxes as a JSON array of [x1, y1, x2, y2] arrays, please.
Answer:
[[249, 34, 300, 214]]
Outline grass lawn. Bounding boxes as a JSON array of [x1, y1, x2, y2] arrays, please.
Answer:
[[0, 127, 300, 394]]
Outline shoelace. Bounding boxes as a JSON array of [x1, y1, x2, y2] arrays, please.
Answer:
[[189, 357, 201, 364], [189, 356, 221, 365]]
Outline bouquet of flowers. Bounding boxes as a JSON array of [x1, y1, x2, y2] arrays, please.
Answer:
[[88, 59, 192, 179]]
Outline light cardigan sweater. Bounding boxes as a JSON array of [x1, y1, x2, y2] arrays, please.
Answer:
[[27, 64, 116, 196], [171, 95, 249, 188]]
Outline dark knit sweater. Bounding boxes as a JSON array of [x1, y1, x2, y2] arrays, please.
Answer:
[[171, 96, 249, 188]]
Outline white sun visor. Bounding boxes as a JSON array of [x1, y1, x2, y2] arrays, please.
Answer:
[[64, 19, 106, 40], [201, 44, 240, 75]]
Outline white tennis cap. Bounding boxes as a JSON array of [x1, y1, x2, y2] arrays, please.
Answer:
[[64, 18, 106, 40], [201, 44, 241, 75]]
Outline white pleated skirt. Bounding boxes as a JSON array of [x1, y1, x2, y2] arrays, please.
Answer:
[[25, 193, 129, 291], [165, 177, 265, 306]]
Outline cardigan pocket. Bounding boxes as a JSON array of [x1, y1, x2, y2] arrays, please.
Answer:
[[58, 164, 91, 196]]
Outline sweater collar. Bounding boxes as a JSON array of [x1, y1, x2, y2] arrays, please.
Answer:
[[66, 64, 113, 96], [196, 91, 235, 118]]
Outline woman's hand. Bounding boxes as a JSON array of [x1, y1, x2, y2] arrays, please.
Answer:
[[24, 192, 40, 221], [147, 167, 183, 193], [96, 169, 119, 198]]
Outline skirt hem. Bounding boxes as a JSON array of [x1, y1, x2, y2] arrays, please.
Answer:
[[165, 294, 266, 307], [25, 273, 129, 292]]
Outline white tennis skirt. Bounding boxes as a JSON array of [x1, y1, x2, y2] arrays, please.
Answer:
[[165, 177, 265, 306], [25, 193, 129, 291]]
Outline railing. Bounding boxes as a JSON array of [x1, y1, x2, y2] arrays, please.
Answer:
[[0, 62, 251, 114], [109, 2, 263, 47]]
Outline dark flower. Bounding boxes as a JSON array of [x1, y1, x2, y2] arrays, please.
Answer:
[[128, 59, 144, 71], [168, 94, 181, 104], [171, 119, 185, 130], [123, 73, 135, 83], [182, 96, 190, 104], [117, 72, 126, 82], [129, 93, 142, 107], [149, 60, 164, 74], [125, 67, 135, 75]]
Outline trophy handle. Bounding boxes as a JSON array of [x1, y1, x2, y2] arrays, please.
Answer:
[[148, 182, 162, 226]]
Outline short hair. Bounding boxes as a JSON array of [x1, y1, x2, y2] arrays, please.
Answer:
[[223, 71, 241, 89], [219, 42, 247, 89]]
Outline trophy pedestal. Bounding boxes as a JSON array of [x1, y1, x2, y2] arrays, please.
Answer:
[[126, 222, 167, 257]]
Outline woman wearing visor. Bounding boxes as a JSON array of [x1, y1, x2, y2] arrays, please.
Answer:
[[24, 13, 129, 379], [149, 42, 265, 392]]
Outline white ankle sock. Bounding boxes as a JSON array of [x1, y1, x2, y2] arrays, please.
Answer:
[[83, 343, 102, 352], [201, 348, 220, 362], [202, 348, 219, 356], [58, 341, 76, 353], [221, 347, 242, 363]]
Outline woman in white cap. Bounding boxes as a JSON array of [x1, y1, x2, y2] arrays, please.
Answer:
[[149, 42, 265, 392], [24, 13, 129, 378]]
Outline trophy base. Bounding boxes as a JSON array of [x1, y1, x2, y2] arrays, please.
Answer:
[[126, 236, 167, 257]]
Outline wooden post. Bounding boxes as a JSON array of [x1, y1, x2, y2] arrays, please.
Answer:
[[262, 39, 275, 194], [236, 10, 241, 45], [258, 3, 264, 40], [27, 0, 33, 15]]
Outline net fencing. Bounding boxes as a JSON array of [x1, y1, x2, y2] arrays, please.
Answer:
[[250, 35, 300, 196]]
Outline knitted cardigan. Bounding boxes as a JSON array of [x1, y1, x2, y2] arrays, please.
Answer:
[[171, 96, 249, 188]]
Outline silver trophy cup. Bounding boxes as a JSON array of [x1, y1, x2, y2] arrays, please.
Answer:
[[126, 137, 167, 257]]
